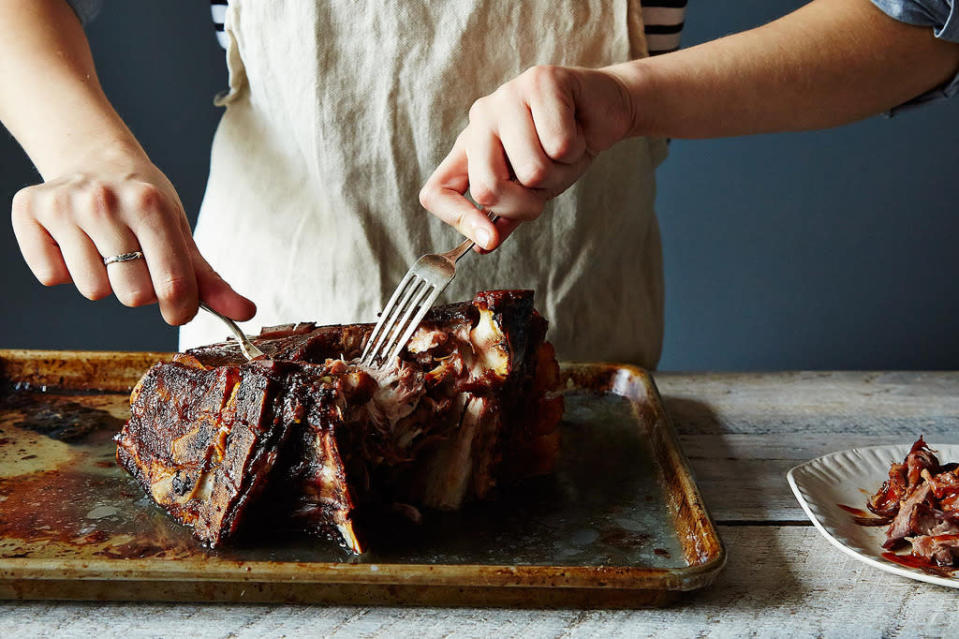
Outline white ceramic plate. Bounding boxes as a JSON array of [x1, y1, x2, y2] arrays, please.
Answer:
[[787, 443, 959, 588]]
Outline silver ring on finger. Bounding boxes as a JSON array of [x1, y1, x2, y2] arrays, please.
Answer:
[[103, 251, 144, 266]]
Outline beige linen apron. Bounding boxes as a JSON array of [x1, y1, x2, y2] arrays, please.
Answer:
[[182, 0, 668, 367]]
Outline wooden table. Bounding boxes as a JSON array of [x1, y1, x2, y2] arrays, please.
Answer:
[[2, 371, 957, 638]]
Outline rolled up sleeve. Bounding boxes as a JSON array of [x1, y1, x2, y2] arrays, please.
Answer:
[[872, 0, 959, 112], [64, 0, 103, 25]]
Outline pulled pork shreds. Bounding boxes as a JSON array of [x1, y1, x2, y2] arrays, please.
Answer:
[[115, 291, 563, 553], [867, 436, 959, 566]]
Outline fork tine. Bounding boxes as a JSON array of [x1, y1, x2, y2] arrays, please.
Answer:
[[380, 282, 433, 364], [374, 276, 430, 361], [361, 271, 417, 363], [365, 215, 492, 367], [364, 276, 429, 365], [384, 284, 441, 363]]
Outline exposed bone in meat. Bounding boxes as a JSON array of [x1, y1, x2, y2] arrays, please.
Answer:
[[865, 437, 959, 566], [116, 291, 563, 553]]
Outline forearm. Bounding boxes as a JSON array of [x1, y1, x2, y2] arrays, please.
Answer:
[[611, 0, 959, 138], [0, 0, 142, 179]]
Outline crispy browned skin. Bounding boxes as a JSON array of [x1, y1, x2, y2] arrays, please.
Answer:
[[117, 359, 300, 546], [116, 291, 563, 552]]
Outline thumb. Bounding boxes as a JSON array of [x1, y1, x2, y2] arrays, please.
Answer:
[[475, 217, 522, 254]]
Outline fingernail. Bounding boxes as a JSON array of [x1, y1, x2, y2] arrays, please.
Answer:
[[475, 227, 492, 249]]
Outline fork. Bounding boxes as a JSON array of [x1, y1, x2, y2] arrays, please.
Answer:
[[360, 218, 496, 366], [199, 303, 265, 360]]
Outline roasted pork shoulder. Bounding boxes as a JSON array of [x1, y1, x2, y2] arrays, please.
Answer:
[[867, 437, 959, 566], [116, 291, 563, 552]]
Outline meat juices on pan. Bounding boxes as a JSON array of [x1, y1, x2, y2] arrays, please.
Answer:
[[116, 291, 564, 553]]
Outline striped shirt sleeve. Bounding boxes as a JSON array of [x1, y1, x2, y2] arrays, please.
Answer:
[[642, 0, 687, 55], [207, 1, 686, 55], [211, 0, 229, 49]]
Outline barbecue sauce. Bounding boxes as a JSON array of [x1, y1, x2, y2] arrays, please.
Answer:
[[880, 551, 957, 578], [836, 503, 891, 527], [840, 501, 958, 577]]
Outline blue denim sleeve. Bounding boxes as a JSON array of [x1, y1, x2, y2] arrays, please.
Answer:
[[871, 0, 959, 113], [64, 0, 103, 25]]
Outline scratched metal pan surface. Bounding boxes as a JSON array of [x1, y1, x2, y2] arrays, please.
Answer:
[[0, 350, 725, 608]]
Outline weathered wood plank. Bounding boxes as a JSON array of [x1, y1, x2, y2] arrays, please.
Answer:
[[654, 372, 959, 522], [678, 433, 958, 522], [1, 527, 954, 638], [655, 371, 959, 436]]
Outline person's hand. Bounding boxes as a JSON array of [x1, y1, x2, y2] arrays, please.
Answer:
[[10, 145, 256, 325], [419, 65, 636, 251]]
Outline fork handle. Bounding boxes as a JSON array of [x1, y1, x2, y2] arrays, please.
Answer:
[[199, 303, 265, 360], [447, 236, 477, 263]]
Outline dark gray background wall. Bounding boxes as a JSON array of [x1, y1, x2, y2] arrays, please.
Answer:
[[1, 1, 956, 370]]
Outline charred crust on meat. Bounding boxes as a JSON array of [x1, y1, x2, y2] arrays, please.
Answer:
[[116, 290, 564, 553]]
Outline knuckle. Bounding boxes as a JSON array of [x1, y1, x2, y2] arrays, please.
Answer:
[[118, 287, 154, 308], [28, 190, 71, 228], [131, 184, 164, 213], [163, 303, 198, 326], [515, 161, 550, 187], [492, 83, 514, 101], [82, 282, 112, 301], [10, 188, 34, 222], [524, 64, 558, 88], [154, 274, 192, 303], [44, 190, 73, 223], [544, 132, 576, 160], [156, 275, 197, 325], [468, 97, 490, 122], [85, 182, 116, 220], [470, 181, 499, 208], [36, 269, 67, 287], [545, 141, 576, 160]]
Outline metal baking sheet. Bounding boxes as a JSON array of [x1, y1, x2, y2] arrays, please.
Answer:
[[0, 350, 725, 607]]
